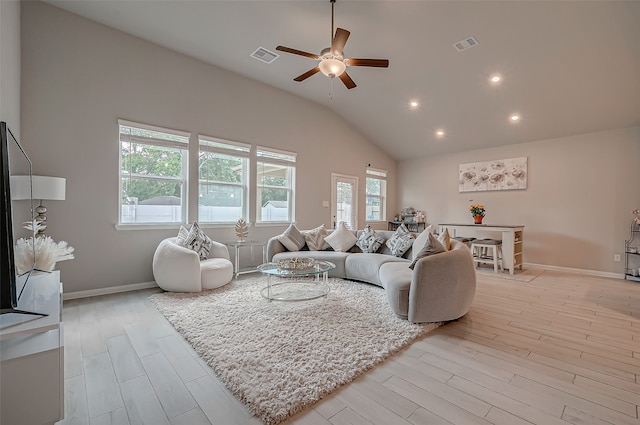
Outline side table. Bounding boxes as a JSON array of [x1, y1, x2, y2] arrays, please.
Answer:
[[224, 240, 267, 279]]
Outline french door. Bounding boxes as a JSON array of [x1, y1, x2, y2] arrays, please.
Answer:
[[331, 173, 358, 230]]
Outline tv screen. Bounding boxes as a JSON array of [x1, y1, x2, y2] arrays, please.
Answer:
[[1, 121, 41, 316]]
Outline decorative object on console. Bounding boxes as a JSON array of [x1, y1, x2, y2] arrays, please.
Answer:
[[235, 218, 249, 242], [469, 204, 486, 224], [633, 209, 640, 226], [401, 206, 416, 222], [10, 175, 66, 237], [14, 221, 74, 274], [459, 157, 527, 192]]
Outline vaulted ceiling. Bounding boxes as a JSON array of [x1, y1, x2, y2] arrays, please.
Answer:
[[44, 1, 640, 161]]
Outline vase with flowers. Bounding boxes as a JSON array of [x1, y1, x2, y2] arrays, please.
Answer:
[[469, 204, 486, 224]]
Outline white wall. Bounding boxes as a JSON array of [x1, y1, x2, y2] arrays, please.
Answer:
[[0, 0, 20, 132], [20, 2, 397, 293], [399, 127, 640, 274]]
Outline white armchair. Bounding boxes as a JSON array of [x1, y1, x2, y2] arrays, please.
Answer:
[[152, 237, 234, 292]]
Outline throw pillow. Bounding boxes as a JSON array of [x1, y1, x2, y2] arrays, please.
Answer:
[[356, 225, 385, 253], [408, 233, 446, 269], [385, 224, 415, 257], [438, 227, 451, 251], [277, 223, 307, 252], [176, 225, 190, 247], [183, 222, 213, 261], [411, 225, 433, 261], [325, 222, 358, 252], [303, 224, 330, 250]]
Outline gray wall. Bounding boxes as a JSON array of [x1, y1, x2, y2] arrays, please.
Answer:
[[0, 0, 20, 132], [399, 126, 640, 274], [20, 2, 397, 294]]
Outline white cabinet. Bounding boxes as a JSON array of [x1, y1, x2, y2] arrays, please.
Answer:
[[0, 271, 64, 425]]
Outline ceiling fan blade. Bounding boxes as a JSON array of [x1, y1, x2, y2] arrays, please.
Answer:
[[276, 46, 320, 60], [339, 71, 357, 89], [294, 67, 321, 82], [347, 58, 390, 68], [331, 28, 350, 54]]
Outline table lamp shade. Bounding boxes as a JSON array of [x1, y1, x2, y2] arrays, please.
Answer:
[[10, 176, 66, 201]]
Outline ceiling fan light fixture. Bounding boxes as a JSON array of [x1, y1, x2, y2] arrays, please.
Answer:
[[319, 57, 346, 78]]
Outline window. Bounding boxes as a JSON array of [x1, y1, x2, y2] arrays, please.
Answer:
[[198, 136, 250, 223], [256, 147, 296, 223], [366, 168, 387, 222], [119, 120, 189, 224]]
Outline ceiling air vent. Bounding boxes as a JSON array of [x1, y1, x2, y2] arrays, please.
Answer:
[[452, 36, 479, 52], [251, 47, 279, 64]]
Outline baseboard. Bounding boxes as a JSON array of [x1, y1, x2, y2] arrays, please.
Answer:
[[524, 262, 625, 280], [63, 281, 158, 300], [62, 263, 626, 301]]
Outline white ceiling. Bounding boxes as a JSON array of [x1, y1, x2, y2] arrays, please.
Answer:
[[44, 1, 640, 161]]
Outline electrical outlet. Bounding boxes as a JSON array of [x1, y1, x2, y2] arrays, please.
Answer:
[[614, 254, 621, 262]]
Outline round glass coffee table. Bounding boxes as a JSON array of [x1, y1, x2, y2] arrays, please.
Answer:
[[257, 259, 335, 302]]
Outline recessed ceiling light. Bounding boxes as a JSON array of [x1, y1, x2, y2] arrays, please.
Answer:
[[435, 129, 445, 137], [510, 113, 521, 122], [490, 74, 502, 84], [409, 100, 419, 108]]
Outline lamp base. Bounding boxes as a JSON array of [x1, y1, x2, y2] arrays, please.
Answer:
[[34, 200, 48, 237]]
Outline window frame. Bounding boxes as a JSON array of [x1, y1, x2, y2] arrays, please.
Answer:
[[198, 135, 250, 224], [255, 146, 297, 225], [365, 167, 387, 223], [118, 119, 189, 226]]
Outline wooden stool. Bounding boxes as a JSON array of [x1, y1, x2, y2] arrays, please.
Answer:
[[471, 239, 502, 273]]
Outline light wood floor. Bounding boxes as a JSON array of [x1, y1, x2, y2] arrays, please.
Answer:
[[57, 270, 640, 425]]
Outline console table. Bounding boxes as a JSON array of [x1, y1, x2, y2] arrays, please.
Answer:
[[0, 270, 64, 425], [439, 224, 524, 275], [388, 221, 426, 233]]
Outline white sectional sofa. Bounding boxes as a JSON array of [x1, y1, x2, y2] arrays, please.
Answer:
[[266, 228, 476, 323]]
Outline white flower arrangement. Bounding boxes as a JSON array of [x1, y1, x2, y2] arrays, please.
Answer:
[[14, 221, 74, 275]]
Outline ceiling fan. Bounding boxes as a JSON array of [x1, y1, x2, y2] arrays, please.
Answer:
[[276, 0, 389, 90]]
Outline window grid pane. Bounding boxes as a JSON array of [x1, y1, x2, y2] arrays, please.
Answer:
[[119, 122, 188, 224], [257, 160, 294, 223], [198, 139, 248, 223]]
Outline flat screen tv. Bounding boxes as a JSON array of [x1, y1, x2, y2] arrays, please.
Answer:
[[1, 121, 44, 316]]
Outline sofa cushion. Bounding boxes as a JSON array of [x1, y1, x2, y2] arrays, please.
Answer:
[[379, 262, 413, 319], [385, 224, 415, 257], [355, 225, 385, 253], [278, 223, 306, 252], [346, 253, 409, 286], [303, 224, 329, 250], [325, 222, 358, 252], [438, 227, 451, 251], [411, 225, 433, 261], [181, 222, 213, 261], [409, 233, 446, 270]]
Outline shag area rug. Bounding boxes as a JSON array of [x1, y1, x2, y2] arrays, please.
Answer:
[[149, 276, 440, 424]]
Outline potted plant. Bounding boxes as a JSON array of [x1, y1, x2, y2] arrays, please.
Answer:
[[469, 204, 486, 224]]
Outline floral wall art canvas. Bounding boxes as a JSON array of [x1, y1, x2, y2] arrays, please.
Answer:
[[459, 157, 527, 192]]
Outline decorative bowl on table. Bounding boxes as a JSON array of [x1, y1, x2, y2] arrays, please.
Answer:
[[277, 257, 315, 271]]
